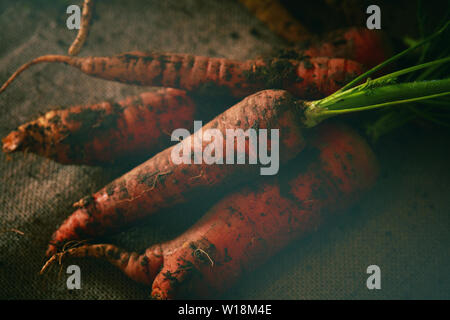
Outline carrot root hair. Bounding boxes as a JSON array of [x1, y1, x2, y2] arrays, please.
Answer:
[[68, 0, 94, 56], [40, 240, 89, 275], [40, 241, 162, 286], [0, 55, 76, 94]]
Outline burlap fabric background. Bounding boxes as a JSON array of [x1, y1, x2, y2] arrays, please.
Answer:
[[0, 0, 449, 299]]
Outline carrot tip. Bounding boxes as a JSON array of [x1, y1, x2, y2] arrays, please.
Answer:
[[40, 254, 58, 275], [0, 55, 74, 95], [2, 130, 25, 153]]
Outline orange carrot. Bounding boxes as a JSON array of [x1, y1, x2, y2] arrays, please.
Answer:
[[42, 123, 379, 299], [46, 89, 306, 256], [0, 52, 363, 100], [2, 88, 196, 165]]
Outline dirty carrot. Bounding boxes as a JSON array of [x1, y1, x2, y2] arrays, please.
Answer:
[[46, 89, 307, 255], [45, 74, 450, 256], [44, 33, 450, 255], [41, 123, 379, 298], [0, 52, 363, 100], [0, 28, 391, 165], [150, 123, 379, 299], [68, 0, 94, 56], [2, 88, 196, 165]]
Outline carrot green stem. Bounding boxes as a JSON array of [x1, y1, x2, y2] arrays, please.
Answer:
[[374, 57, 450, 83], [302, 78, 450, 127], [319, 92, 450, 116], [315, 57, 450, 112]]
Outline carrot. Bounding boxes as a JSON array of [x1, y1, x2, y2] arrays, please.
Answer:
[[239, 0, 310, 43], [68, 0, 94, 56], [46, 89, 306, 256], [0, 52, 363, 100], [276, 27, 392, 69], [0, 55, 362, 164], [2, 88, 196, 165], [0, 28, 389, 166], [41, 123, 379, 299], [41, 36, 450, 255], [34, 46, 450, 259], [306, 28, 392, 69]]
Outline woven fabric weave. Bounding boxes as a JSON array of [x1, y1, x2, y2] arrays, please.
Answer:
[[0, 0, 449, 300]]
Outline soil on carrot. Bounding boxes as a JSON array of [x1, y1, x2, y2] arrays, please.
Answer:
[[62, 107, 121, 160], [243, 58, 305, 88]]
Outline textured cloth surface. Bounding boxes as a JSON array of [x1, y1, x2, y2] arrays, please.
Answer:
[[0, 0, 449, 300]]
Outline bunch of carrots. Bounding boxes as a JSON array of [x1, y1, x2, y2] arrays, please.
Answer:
[[1, 0, 449, 299]]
